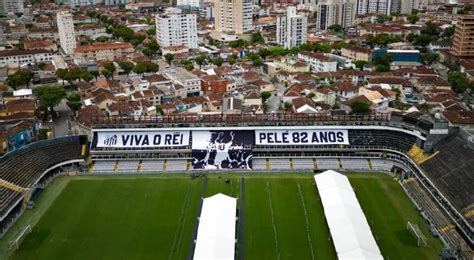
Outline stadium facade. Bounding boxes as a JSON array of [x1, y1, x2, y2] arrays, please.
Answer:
[[0, 112, 473, 258]]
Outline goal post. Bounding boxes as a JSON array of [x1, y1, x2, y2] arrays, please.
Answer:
[[8, 225, 32, 250], [407, 221, 428, 247]]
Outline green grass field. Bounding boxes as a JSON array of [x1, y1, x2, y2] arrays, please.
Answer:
[[8, 173, 442, 260]]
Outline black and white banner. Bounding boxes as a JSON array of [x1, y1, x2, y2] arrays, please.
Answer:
[[255, 129, 349, 145], [192, 130, 254, 170], [96, 131, 190, 148]]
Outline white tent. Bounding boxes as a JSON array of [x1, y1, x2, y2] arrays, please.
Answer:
[[314, 170, 383, 260], [193, 193, 237, 260]]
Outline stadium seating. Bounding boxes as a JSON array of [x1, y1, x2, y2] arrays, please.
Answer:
[[370, 159, 394, 172], [252, 159, 267, 171], [340, 159, 370, 171], [0, 137, 85, 187], [141, 160, 165, 172], [419, 133, 474, 226], [0, 136, 86, 235], [315, 158, 340, 170], [117, 161, 139, 173], [292, 158, 314, 171], [349, 129, 417, 152], [402, 179, 462, 250], [269, 158, 291, 171], [166, 160, 187, 172], [92, 161, 117, 173]]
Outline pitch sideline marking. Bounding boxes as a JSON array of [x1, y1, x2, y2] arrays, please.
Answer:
[[168, 182, 193, 260], [297, 182, 315, 260], [266, 181, 280, 260]]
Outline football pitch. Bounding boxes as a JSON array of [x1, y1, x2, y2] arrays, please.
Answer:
[[9, 173, 442, 260]]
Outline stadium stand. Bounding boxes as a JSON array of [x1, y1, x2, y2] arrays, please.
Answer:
[[419, 132, 474, 227], [315, 158, 340, 170], [251, 158, 267, 171], [140, 160, 165, 172], [92, 161, 117, 173], [0, 136, 86, 237], [117, 161, 139, 173], [166, 159, 187, 172], [340, 159, 370, 171], [402, 178, 468, 252], [268, 158, 291, 171], [291, 158, 314, 171]]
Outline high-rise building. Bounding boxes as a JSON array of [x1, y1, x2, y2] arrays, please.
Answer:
[[277, 6, 308, 48], [317, 0, 356, 30], [0, 0, 24, 14], [356, 0, 391, 15], [156, 9, 198, 48], [214, 0, 253, 34], [68, 0, 95, 6], [57, 11, 77, 55], [451, 15, 474, 59], [104, 0, 129, 5]]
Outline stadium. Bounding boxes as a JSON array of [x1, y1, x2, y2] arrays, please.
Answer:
[[0, 112, 473, 259]]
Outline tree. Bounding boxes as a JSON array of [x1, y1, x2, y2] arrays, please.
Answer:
[[101, 69, 113, 79], [328, 24, 342, 33], [96, 36, 109, 42], [354, 60, 367, 70], [227, 54, 238, 65], [66, 92, 82, 113], [307, 92, 316, 99], [164, 53, 174, 65], [350, 100, 371, 114], [421, 22, 440, 36], [37, 62, 47, 70], [407, 14, 419, 24], [252, 58, 264, 68], [414, 34, 434, 47], [195, 55, 207, 68], [284, 102, 293, 111], [90, 70, 100, 81], [180, 59, 194, 71], [79, 70, 93, 82], [442, 26, 455, 38], [376, 14, 391, 24], [118, 60, 135, 76], [6, 70, 33, 89], [261, 91, 272, 104], [103, 62, 116, 79], [251, 31, 264, 44], [448, 71, 473, 93], [421, 52, 439, 65], [33, 85, 66, 117], [5, 73, 23, 90], [374, 53, 392, 72], [210, 56, 224, 67], [56, 68, 68, 85]]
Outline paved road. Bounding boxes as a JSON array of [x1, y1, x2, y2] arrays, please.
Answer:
[[51, 99, 74, 137]]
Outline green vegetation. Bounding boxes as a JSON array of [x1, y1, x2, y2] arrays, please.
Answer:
[[350, 100, 371, 114], [448, 71, 474, 93], [6, 70, 34, 90], [350, 174, 443, 260], [8, 174, 442, 260]]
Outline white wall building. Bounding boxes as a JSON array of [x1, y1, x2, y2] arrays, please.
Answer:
[[177, 0, 201, 8], [68, 0, 94, 6], [0, 0, 24, 14], [0, 49, 53, 66], [317, 0, 356, 30], [356, 0, 392, 15], [277, 6, 308, 49], [298, 52, 338, 72], [156, 9, 198, 48], [164, 67, 201, 97], [57, 11, 76, 55], [214, 0, 252, 34], [104, 0, 129, 5]]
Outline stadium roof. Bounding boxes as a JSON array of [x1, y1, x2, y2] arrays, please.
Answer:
[[193, 193, 237, 260], [314, 170, 383, 260]]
